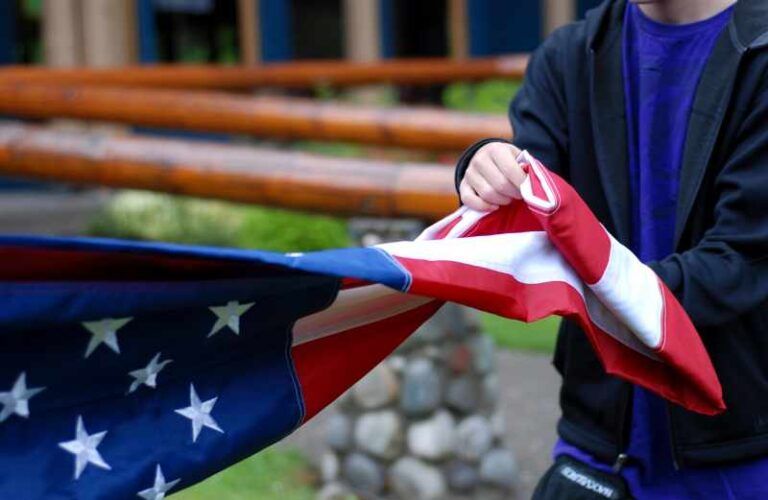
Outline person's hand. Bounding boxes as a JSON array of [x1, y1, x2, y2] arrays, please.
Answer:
[[459, 142, 527, 212]]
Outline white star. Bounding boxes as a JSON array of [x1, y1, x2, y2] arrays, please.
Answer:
[[58, 415, 111, 479], [128, 353, 173, 394], [0, 372, 45, 423], [208, 301, 254, 337], [175, 384, 223, 442], [137, 464, 181, 500], [81, 317, 132, 358]]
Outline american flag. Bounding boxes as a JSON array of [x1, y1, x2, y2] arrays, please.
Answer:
[[0, 151, 723, 499]]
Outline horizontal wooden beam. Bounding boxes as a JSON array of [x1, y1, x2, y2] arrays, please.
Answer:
[[0, 84, 510, 151], [0, 56, 529, 90], [0, 123, 458, 220]]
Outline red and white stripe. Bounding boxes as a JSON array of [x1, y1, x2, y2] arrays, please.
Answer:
[[290, 151, 724, 421]]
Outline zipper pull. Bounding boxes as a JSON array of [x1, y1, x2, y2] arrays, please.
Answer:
[[612, 453, 629, 473]]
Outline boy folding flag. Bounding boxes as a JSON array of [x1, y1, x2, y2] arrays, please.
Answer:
[[0, 152, 723, 498]]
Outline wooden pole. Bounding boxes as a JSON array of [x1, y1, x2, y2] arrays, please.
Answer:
[[543, 0, 576, 36], [42, 0, 84, 67], [343, 0, 381, 62], [448, 0, 469, 59], [0, 56, 529, 89], [0, 85, 511, 150], [238, 0, 261, 65], [343, 0, 387, 104], [0, 123, 457, 220], [81, 0, 136, 67]]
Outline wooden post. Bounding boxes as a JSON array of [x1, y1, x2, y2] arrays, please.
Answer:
[[343, 0, 381, 62], [42, 0, 84, 67], [238, 0, 261, 66], [448, 0, 469, 59], [543, 0, 576, 36], [81, 0, 136, 135], [343, 0, 384, 104], [81, 0, 136, 67]]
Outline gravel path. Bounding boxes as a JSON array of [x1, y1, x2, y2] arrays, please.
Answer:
[[284, 350, 561, 499], [0, 189, 108, 235]]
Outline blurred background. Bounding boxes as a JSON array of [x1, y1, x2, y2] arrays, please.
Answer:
[[0, 1, 602, 498], [2, 0, 603, 65]]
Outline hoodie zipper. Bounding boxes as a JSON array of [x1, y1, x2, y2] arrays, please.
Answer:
[[613, 383, 633, 472], [615, 386, 682, 471], [666, 403, 681, 470]]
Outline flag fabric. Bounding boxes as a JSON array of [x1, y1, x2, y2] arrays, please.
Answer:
[[0, 151, 723, 499]]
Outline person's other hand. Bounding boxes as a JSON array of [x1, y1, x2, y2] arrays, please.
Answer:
[[459, 142, 527, 212]]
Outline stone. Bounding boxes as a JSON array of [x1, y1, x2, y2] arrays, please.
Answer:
[[326, 413, 353, 451], [320, 452, 340, 483], [354, 410, 403, 460], [445, 376, 481, 414], [413, 318, 448, 344], [407, 410, 456, 460], [479, 448, 518, 490], [342, 453, 385, 495], [361, 232, 384, 247], [390, 457, 447, 500], [317, 482, 355, 500], [447, 343, 472, 374], [436, 304, 474, 339], [461, 307, 483, 335], [400, 319, 446, 351], [456, 415, 494, 462], [400, 358, 442, 416], [423, 345, 444, 361], [471, 334, 496, 374], [482, 373, 500, 405], [351, 363, 398, 409], [490, 409, 507, 439], [445, 460, 480, 492], [387, 355, 407, 374], [336, 388, 355, 410]]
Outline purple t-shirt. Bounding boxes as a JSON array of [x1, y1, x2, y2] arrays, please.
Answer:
[[554, 4, 768, 498]]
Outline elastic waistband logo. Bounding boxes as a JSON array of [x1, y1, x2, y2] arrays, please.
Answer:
[[558, 464, 617, 498]]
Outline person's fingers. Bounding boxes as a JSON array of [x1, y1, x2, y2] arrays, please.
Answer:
[[466, 168, 513, 206], [488, 143, 527, 192], [460, 178, 498, 212], [473, 155, 520, 199]]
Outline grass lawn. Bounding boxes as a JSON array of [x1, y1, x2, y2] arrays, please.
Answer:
[[480, 313, 560, 354], [172, 447, 315, 500]]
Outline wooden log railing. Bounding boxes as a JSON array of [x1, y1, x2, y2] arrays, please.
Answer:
[[0, 84, 510, 151], [0, 122, 458, 220], [0, 56, 529, 90]]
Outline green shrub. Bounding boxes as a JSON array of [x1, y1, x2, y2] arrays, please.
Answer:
[[89, 191, 350, 252], [443, 79, 522, 114], [236, 205, 351, 252]]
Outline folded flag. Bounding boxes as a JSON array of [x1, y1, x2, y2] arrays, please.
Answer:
[[0, 151, 723, 498]]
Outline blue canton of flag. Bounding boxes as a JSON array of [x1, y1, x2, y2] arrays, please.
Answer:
[[0, 237, 342, 499]]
